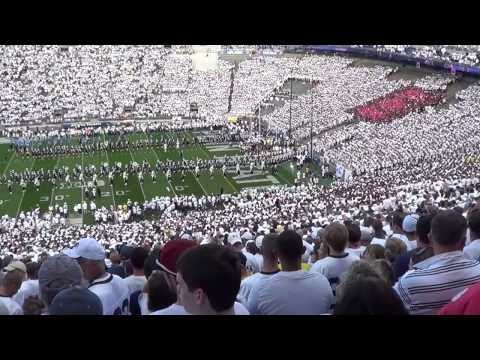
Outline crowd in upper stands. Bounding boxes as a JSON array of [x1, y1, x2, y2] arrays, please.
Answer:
[[0, 46, 232, 126], [353, 45, 480, 67]]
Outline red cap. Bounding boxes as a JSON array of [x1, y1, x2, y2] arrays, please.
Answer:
[[159, 240, 197, 274]]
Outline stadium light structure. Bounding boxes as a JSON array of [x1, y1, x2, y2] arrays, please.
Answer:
[[289, 77, 293, 151], [258, 105, 262, 134], [310, 89, 313, 162]]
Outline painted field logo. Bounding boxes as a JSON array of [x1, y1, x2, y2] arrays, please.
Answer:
[[233, 171, 280, 186], [206, 145, 241, 153]]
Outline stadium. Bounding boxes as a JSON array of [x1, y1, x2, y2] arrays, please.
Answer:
[[1, 45, 480, 315]]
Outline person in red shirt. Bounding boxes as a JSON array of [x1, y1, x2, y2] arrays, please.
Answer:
[[438, 282, 480, 315]]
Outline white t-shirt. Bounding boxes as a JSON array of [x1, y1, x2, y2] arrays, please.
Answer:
[[234, 301, 249, 315], [13, 279, 40, 308], [463, 239, 480, 260], [254, 254, 264, 272], [0, 296, 23, 315], [150, 303, 188, 315], [123, 275, 147, 296], [89, 273, 130, 315], [390, 233, 416, 251], [149, 302, 249, 315], [242, 249, 260, 274], [346, 246, 365, 258], [247, 270, 334, 315], [310, 253, 360, 295], [138, 292, 150, 315], [237, 271, 279, 305], [370, 237, 387, 247]]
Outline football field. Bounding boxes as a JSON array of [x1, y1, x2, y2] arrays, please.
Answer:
[[0, 131, 300, 225]]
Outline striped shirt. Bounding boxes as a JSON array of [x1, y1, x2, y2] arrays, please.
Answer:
[[394, 251, 480, 315]]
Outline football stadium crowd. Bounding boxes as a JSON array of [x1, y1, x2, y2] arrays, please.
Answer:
[[0, 45, 232, 125], [1, 46, 480, 315], [352, 45, 480, 67]]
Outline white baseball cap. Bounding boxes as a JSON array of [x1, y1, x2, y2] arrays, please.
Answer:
[[227, 232, 242, 246], [255, 235, 264, 248], [63, 238, 106, 261]]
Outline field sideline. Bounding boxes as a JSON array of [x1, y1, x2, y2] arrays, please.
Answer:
[[0, 131, 300, 225]]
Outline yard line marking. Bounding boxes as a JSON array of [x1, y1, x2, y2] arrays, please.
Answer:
[[275, 171, 292, 185], [49, 157, 61, 208], [151, 147, 177, 197], [2, 152, 15, 176], [16, 157, 36, 217], [16, 187, 26, 217], [197, 145, 211, 159], [128, 149, 147, 202], [191, 171, 208, 195], [81, 152, 84, 224], [103, 133, 117, 210], [224, 174, 239, 193], [111, 184, 116, 209]]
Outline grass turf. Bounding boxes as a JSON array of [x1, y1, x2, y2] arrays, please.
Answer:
[[0, 132, 306, 224]]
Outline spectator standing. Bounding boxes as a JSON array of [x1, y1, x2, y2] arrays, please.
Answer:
[[370, 218, 388, 247], [335, 271, 407, 315], [463, 207, 480, 260], [395, 210, 480, 315], [107, 250, 126, 278], [362, 244, 385, 261], [237, 234, 280, 305], [388, 212, 411, 250], [438, 281, 480, 315], [393, 214, 434, 280], [64, 238, 130, 315], [123, 247, 149, 297], [402, 214, 419, 250], [310, 223, 359, 296], [13, 261, 40, 309], [149, 239, 197, 315], [0, 261, 26, 315], [176, 244, 243, 315], [38, 255, 84, 315], [345, 222, 366, 258], [49, 286, 103, 315], [248, 230, 333, 315]]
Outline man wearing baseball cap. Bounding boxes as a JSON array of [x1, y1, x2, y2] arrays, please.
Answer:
[[0, 261, 26, 315], [64, 238, 129, 315], [149, 239, 197, 315], [402, 214, 419, 250], [49, 286, 103, 315], [38, 255, 84, 314]]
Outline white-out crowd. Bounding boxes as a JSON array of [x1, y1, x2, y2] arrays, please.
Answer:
[[0, 46, 232, 126], [353, 45, 480, 67], [1, 47, 480, 316]]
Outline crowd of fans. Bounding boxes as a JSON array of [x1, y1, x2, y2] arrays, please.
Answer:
[[1, 46, 480, 315], [261, 58, 410, 139], [317, 82, 480, 174], [353, 45, 480, 67], [354, 86, 444, 123], [0, 46, 232, 126], [2, 199, 480, 315]]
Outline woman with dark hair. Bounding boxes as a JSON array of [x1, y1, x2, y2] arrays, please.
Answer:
[[370, 219, 387, 247]]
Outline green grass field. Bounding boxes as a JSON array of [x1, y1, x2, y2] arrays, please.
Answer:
[[0, 131, 301, 225]]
